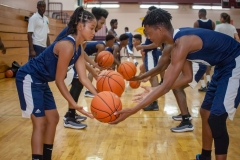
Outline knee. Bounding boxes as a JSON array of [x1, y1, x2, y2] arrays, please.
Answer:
[[208, 113, 229, 155], [32, 118, 48, 133]]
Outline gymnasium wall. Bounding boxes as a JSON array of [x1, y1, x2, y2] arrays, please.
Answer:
[[0, 0, 39, 12], [103, 4, 240, 36]]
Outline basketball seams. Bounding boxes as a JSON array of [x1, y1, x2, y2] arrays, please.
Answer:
[[109, 75, 125, 91], [124, 63, 136, 79], [97, 93, 115, 113]]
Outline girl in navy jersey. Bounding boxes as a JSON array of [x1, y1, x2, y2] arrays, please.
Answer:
[[15, 7, 97, 160]]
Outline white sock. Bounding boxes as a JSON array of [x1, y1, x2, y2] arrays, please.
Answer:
[[127, 58, 130, 61], [200, 80, 206, 88], [206, 75, 211, 82], [133, 59, 137, 63]]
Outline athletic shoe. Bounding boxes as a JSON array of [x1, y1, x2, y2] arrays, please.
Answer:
[[196, 154, 201, 160], [84, 91, 94, 98], [170, 121, 194, 132], [196, 154, 211, 160], [172, 113, 192, 121], [207, 81, 210, 88], [198, 87, 207, 92], [63, 112, 87, 122], [64, 117, 87, 129], [143, 101, 159, 111], [134, 62, 139, 66]]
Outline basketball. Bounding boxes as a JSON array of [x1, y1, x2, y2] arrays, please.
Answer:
[[117, 61, 137, 80], [97, 51, 114, 68], [5, 69, 14, 78], [129, 81, 141, 89], [96, 70, 125, 97], [91, 91, 122, 123]]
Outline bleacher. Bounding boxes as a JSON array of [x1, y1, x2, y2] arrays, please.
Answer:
[[0, 4, 66, 79]]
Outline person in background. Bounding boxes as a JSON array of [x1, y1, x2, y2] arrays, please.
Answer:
[[125, 27, 138, 66], [194, 9, 215, 92], [27, 1, 50, 60], [108, 19, 119, 41], [0, 37, 6, 54], [215, 12, 240, 42]]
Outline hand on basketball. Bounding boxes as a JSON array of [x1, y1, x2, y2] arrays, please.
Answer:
[[128, 75, 141, 81], [109, 108, 134, 124], [133, 86, 154, 103], [75, 106, 94, 119]]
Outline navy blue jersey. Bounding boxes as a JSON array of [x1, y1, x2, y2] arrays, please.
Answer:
[[55, 26, 68, 41], [19, 35, 81, 82], [125, 32, 133, 48], [173, 28, 240, 66], [85, 41, 105, 56], [143, 38, 157, 53], [105, 42, 120, 54], [197, 19, 213, 30]]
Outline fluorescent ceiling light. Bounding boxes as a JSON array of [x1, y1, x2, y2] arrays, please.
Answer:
[[87, 4, 120, 8], [160, 5, 179, 9], [140, 4, 179, 9], [192, 5, 223, 10]]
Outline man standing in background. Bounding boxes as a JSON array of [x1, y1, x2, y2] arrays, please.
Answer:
[[193, 9, 215, 92], [27, 1, 50, 60], [125, 27, 138, 66]]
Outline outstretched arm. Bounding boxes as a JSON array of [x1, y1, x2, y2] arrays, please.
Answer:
[[129, 44, 172, 81], [110, 35, 203, 124]]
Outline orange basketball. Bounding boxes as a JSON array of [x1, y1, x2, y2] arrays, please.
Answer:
[[5, 69, 14, 78], [91, 91, 122, 123], [97, 51, 114, 68], [129, 81, 141, 89], [117, 62, 137, 80], [96, 70, 125, 97]]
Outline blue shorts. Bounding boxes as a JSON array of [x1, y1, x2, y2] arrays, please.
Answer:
[[29, 45, 46, 60], [144, 49, 162, 71], [201, 55, 240, 120], [15, 71, 56, 118], [189, 63, 207, 88]]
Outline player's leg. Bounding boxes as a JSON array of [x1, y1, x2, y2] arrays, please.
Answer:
[[171, 85, 194, 132], [127, 45, 138, 66], [64, 78, 87, 129], [143, 50, 159, 111], [205, 66, 212, 87], [42, 87, 59, 160], [85, 72, 94, 98], [15, 72, 47, 160]]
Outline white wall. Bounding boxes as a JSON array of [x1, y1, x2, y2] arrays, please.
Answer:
[[0, 0, 39, 12], [50, 0, 78, 10]]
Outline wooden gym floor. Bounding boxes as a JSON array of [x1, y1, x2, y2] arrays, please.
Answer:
[[0, 61, 240, 160]]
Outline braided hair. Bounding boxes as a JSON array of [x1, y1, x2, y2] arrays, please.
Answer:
[[67, 6, 95, 35], [142, 8, 173, 30]]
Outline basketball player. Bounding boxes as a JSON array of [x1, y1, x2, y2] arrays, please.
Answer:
[[111, 8, 240, 160], [130, 44, 207, 132], [82, 35, 116, 98], [194, 9, 215, 92], [125, 27, 138, 66], [56, 7, 109, 129], [134, 6, 162, 111], [15, 7, 97, 160], [106, 33, 129, 70], [108, 19, 119, 41]]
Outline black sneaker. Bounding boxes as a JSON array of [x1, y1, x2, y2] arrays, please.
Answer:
[[134, 62, 139, 66], [84, 91, 94, 98], [172, 113, 192, 121], [64, 117, 87, 129], [198, 87, 207, 92], [63, 112, 87, 122], [143, 101, 159, 111], [170, 121, 194, 132]]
